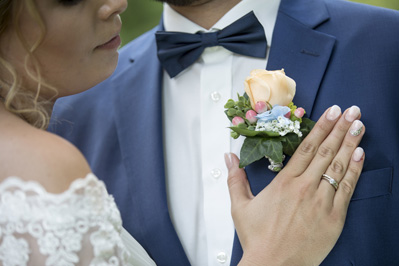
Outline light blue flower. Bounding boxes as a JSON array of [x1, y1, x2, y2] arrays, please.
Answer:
[[256, 105, 291, 123]]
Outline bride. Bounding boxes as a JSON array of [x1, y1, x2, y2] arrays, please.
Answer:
[[0, 0, 365, 265]]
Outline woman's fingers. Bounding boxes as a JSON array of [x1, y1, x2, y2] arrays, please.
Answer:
[[225, 153, 254, 210], [333, 147, 365, 213], [303, 106, 361, 181], [318, 120, 365, 199], [285, 105, 342, 177]]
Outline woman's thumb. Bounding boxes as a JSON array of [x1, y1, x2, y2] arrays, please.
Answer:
[[225, 153, 253, 208]]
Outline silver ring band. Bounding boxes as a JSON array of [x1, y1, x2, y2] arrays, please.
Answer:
[[321, 174, 339, 191]]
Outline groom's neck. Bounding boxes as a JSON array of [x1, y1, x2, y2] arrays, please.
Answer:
[[169, 0, 241, 30]]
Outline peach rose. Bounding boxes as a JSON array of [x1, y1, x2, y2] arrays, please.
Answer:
[[244, 69, 296, 110]]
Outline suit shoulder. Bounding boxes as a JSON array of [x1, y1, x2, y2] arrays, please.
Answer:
[[321, 0, 399, 47], [324, 0, 399, 23]]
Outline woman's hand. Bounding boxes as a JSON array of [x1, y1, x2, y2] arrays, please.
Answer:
[[225, 105, 365, 266]]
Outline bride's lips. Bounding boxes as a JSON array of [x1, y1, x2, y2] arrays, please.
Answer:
[[96, 34, 121, 50]]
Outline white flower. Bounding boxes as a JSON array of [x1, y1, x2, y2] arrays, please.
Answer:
[[256, 116, 303, 137]]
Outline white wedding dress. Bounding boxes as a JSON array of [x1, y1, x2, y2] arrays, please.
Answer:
[[0, 173, 156, 266]]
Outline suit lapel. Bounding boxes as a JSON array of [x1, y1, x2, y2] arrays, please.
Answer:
[[111, 25, 190, 265], [232, 0, 336, 264], [246, 0, 337, 198], [267, 0, 336, 116]]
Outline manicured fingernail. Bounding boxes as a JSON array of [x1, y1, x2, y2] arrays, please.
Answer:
[[353, 147, 364, 162], [350, 120, 363, 136], [326, 105, 341, 121], [345, 105, 360, 122], [224, 153, 233, 170]]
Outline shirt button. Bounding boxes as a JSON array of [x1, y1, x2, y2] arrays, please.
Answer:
[[211, 168, 222, 179], [210, 91, 221, 102], [217, 252, 227, 264]]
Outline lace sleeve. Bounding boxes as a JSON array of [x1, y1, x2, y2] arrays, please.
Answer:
[[0, 173, 144, 266]]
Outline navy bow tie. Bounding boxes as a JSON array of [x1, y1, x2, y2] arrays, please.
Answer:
[[156, 11, 267, 78]]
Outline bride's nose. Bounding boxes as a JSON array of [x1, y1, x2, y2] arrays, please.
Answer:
[[98, 0, 128, 20]]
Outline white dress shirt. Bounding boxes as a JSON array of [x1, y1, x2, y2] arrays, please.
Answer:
[[162, 1, 281, 265]]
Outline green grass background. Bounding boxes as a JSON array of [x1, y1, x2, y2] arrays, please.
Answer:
[[120, 0, 399, 46]]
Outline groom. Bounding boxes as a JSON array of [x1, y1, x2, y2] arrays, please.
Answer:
[[50, 0, 399, 265]]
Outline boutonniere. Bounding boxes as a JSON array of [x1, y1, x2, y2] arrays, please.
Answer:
[[225, 69, 315, 172]]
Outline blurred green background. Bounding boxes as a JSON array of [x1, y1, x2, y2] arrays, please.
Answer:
[[120, 0, 399, 46]]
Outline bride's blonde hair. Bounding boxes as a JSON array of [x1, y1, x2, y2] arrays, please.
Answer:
[[0, 0, 57, 129]]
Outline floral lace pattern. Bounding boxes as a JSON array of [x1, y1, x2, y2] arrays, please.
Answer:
[[0, 174, 131, 266]]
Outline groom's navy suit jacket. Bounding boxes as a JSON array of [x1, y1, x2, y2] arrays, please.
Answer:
[[50, 0, 399, 265]]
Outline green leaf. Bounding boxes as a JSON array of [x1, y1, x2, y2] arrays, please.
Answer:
[[301, 118, 316, 137], [224, 99, 235, 108], [236, 110, 244, 117], [282, 133, 301, 156], [239, 137, 283, 168], [281, 118, 316, 156], [237, 123, 247, 129], [237, 101, 244, 108], [227, 108, 237, 116], [229, 126, 280, 137], [231, 131, 239, 139], [224, 110, 233, 121]]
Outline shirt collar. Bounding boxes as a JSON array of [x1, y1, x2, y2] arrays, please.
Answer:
[[163, 0, 281, 46]]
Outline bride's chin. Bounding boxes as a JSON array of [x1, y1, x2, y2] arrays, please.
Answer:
[[96, 54, 119, 80], [56, 59, 118, 97]]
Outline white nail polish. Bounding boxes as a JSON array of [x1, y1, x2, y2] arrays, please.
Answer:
[[345, 105, 360, 122], [353, 147, 364, 162], [326, 105, 341, 121]]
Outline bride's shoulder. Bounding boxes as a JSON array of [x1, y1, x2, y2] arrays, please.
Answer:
[[0, 117, 91, 194]]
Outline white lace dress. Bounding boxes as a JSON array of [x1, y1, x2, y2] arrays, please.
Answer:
[[0, 173, 156, 266]]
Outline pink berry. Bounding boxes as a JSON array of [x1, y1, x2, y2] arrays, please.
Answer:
[[232, 116, 245, 126], [294, 107, 305, 118], [255, 101, 268, 114], [246, 110, 258, 124]]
